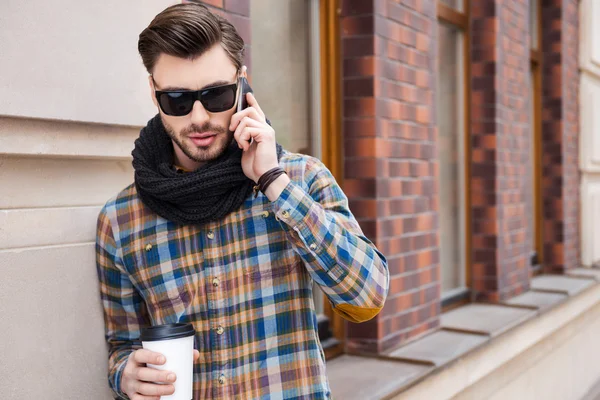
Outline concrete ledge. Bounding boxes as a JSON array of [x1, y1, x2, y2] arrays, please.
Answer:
[[328, 281, 600, 399], [568, 267, 600, 281], [440, 303, 536, 337], [0, 206, 101, 250], [327, 355, 430, 400], [391, 282, 600, 400], [530, 274, 595, 295], [0, 116, 139, 160], [0, 156, 133, 208], [582, 378, 600, 400]]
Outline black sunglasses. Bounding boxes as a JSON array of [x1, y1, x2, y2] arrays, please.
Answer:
[[154, 80, 238, 116]]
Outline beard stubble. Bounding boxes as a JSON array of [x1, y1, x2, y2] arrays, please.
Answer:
[[162, 117, 235, 163]]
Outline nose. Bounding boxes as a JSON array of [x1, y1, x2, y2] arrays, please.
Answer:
[[189, 100, 210, 125]]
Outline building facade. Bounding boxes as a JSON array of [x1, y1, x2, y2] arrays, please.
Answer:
[[1, 0, 600, 398]]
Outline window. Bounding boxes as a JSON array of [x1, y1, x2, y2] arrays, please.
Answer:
[[250, 0, 343, 356], [529, 0, 543, 272], [437, 2, 470, 305]]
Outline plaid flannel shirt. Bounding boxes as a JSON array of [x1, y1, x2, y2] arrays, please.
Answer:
[[96, 151, 389, 399]]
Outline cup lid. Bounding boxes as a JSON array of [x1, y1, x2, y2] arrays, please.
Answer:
[[140, 323, 195, 342]]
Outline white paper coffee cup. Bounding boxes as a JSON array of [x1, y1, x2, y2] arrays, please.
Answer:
[[141, 323, 195, 400]]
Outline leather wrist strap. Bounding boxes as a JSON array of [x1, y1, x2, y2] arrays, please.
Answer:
[[254, 167, 287, 197]]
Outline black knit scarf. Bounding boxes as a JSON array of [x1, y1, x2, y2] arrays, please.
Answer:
[[132, 114, 283, 226]]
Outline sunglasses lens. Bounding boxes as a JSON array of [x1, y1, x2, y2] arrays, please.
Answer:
[[201, 84, 237, 113], [158, 92, 195, 116]]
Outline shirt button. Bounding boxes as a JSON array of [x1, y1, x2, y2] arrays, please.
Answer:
[[218, 374, 226, 385], [207, 231, 215, 240], [212, 277, 220, 287], [216, 325, 224, 335], [262, 211, 269, 218], [145, 243, 152, 251], [310, 243, 317, 250], [281, 210, 290, 218]]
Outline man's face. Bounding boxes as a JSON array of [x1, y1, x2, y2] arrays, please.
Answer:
[[150, 44, 239, 168]]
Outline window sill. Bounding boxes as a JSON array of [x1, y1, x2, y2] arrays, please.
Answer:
[[327, 268, 600, 400], [441, 286, 470, 311]]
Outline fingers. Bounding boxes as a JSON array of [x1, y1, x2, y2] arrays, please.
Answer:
[[133, 349, 166, 366], [136, 366, 176, 384], [229, 104, 265, 131], [238, 128, 264, 149], [123, 350, 174, 400], [136, 381, 175, 397], [246, 92, 264, 116], [131, 395, 161, 400], [193, 349, 200, 361], [233, 117, 264, 151]]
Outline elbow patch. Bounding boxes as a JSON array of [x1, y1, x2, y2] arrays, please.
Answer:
[[333, 303, 383, 323]]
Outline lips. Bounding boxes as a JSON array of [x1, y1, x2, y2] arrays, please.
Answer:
[[188, 132, 216, 139], [189, 133, 217, 147]]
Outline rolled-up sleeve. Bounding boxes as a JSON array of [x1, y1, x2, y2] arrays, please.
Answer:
[[272, 158, 389, 323]]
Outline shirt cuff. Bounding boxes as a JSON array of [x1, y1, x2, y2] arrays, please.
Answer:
[[112, 357, 130, 399], [272, 180, 312, 227]]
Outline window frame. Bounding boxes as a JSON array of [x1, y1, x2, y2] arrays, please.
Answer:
[[437, 1, 472, 309], [318, 0, 345, 360]]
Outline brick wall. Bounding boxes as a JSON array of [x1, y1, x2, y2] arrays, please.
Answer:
[[186, 0, 252, 69], [342, 0, 440, 353], [541, 0, 580, 273], [189, 0, 581, 353], [470, 0, 532, 302]]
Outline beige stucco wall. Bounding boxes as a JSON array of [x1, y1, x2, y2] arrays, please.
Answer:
[[0, 1, 175, 398], [580, 0, 600, 266]]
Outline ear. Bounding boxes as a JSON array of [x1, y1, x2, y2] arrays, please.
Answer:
[[148, 75, 158, 108]]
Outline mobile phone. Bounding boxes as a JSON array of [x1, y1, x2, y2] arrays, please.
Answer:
[[237, 76, 253, 113]]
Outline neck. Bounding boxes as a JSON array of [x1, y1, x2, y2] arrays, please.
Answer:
[[172, 141, 204, 171]]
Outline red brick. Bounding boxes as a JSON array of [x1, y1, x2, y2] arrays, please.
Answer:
[[342, 15, 375, 36], [227, 14, 250, 44], [345, 98, 376, 117], [344, 118, 377, 137], [344, 57, 376, 77], [341, 0, 374, 16], [349, 199, 379, 219], [540, 0, 580, 273], [344, 77, 375, 97], [344, 0, 439, 353], [344, 179, 377, 198], [198, 0, 223, 7], [343, 37, 375, 57], [344, 157, 377, 178]]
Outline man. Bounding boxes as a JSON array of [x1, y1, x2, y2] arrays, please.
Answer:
[[96, 3, 388, 399]]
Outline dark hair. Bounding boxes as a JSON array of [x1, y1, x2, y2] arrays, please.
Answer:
[[138, 2, 245, 74]]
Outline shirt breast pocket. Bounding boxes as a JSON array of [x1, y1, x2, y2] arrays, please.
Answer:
[[124, 231, 195, 323]]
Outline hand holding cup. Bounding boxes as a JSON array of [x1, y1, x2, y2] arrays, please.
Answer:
[[121, 348, 200, 400]]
